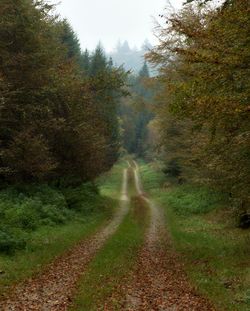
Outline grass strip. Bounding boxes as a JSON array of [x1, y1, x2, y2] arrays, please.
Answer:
[[70, 198, 148, 311]]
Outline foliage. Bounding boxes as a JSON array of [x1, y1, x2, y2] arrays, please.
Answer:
[[163, 158, 182, 178], [138, 160, 165, 192], [0, 229, 26, 254], [119, 62, 154, 157], [147, 0, 250, 217], [162, 185, 224, 216], [0, 161, 121, 294], [0, 0, 127, 184], [0, 182, 106, 253]]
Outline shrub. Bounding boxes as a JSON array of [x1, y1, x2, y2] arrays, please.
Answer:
[[0, 181, 102, 253], [64, 182, 99, 212], [165, 185, 225, 216], [39, 205, 72, 225], [0, 228, 26, 254], [4, 202, 39, 230], [23, 185, 67, 208], [163, 159, 182, 178]]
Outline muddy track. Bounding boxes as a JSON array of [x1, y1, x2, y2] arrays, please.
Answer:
[[0, 169, 129, 311], [106, 162, 215, 311]]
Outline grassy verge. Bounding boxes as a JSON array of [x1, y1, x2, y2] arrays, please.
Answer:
[[138, 160, 165, 192], [0, 162, 125, 295], [139, 161, 250, 311], [97, 161, 127, 200]]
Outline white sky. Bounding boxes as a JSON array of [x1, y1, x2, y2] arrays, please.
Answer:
[[55, 0, 185, 52]]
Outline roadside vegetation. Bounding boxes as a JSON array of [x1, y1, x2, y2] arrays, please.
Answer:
[[139, 161, 250, 311], [147, 0, 250, 227], [0, 0, 129, 288], [0, 162, 125, 294], [0, 0, 130, 297]]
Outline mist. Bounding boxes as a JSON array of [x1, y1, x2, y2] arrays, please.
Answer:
[[56, 0, 185, 52]]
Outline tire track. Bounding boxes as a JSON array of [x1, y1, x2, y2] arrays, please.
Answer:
[[122, 162, 215, 310], [0, 168, 129, 311]]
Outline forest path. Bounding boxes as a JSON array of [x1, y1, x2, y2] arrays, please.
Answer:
[[107, 161, 215, 311], [0, 169, 129, 311]]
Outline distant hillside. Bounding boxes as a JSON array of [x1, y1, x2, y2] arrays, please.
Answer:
[[108, 40, 153, 73]]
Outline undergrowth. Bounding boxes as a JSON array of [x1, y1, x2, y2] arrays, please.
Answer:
[[0, 162, 125, 293], [0, 182, 103, 254]]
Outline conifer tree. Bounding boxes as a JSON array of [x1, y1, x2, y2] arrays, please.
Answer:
[[0, 0, 127, 183]]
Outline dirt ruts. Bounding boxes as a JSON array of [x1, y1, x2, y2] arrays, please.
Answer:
[[106, 161, 215, 311], [0, 169, 129, 311]]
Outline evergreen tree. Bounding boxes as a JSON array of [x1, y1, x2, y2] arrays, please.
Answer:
[[59, 19, 81, 61], [90, 44, 107, 76], [139, 61, 150, 78], [0, 0, 127, 183], [80, 49, 91, 74], [119, 62, 154, 157], [0, 0, 61, 181]]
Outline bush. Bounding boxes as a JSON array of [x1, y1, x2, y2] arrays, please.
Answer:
[[38, 205, 72, 225], [5, 204, 39, 230], [163, 159, 182, 178], [165, 185, 225, 216], [0, 229, 26, 254], [139, 162, 165, 192], [23, 185, 67, 207], [64, 182, 100, 213], [0, 181, 102, 254]]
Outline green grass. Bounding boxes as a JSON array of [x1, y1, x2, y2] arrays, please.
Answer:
[[161, 185, 226, 216], [97, 160, 127, 199], [70, 196, 148, 311], [0, 162, 126, 295], [139, 161, 250, 311], [137, 160, 165, 192]]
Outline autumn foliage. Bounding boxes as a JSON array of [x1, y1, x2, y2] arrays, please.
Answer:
[[147, 0, 250, 217]]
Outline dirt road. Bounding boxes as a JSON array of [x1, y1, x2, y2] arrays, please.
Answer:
[[106, 162, 215, 311], [0, 163, 215, 311]]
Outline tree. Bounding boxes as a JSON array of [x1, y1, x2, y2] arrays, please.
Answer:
[[90, 44, 107, 76], [0, 0, 127, 184], [147, 0, 250, 218], [119, 62, 154, 157], [58, 19, 81, 61], [80, 49, 91, 75], [0, 0, 61, 182]]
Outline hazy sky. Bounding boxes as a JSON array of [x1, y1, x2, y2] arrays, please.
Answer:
[[56, 0, 185, 52]]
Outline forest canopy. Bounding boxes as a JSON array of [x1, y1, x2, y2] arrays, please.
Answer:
[[0, 0, 127, 185]]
